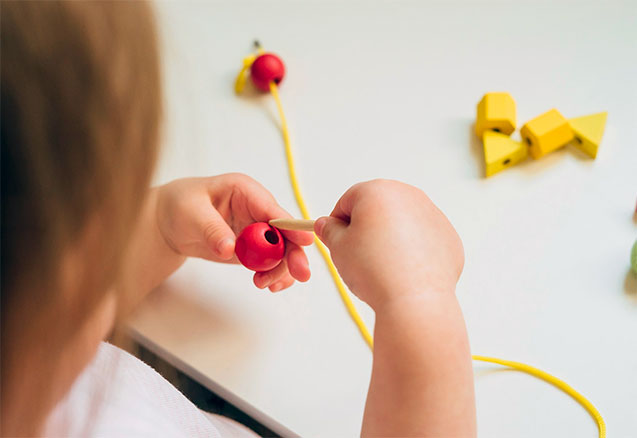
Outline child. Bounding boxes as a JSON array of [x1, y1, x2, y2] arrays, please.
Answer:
[[0, 2, 475, 437]]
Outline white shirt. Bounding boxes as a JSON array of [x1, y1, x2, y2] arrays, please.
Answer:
[[44, 342, 257, 437]]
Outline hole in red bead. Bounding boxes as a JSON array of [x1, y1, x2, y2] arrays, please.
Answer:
[[264, 229, 279, 245], [274, 77, 281, 84]]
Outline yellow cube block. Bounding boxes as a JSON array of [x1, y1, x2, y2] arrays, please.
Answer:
[[475, 92, 516, 137], [483, 131, 528, 177], [520, 109, 574, 159], [568, 111, 607, 159]]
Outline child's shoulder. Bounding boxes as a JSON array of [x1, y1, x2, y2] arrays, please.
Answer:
[[43, 343, 218, 437]]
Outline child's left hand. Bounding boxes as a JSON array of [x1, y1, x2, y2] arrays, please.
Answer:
[[155, 173, 313, 292]]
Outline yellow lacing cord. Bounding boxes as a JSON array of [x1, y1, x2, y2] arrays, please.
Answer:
[[264, 78, 605, 438], [234, 54, 257, 94], [472, 355, 606, 437], [269, 82, 374, 347]]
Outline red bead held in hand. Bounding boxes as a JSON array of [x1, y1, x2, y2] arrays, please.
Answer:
[[250, 53, 285, 91], [235, 222, 286, 272]]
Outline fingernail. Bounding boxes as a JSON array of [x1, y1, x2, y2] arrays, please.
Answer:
[[259, 273, 272, 288], [299, 268, 311, 283], [216, 238, 234, 255], [270, 282, 283, 292], [314, 217, 327, 237]]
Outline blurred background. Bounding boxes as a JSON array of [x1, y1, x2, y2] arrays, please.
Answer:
[[128, 1, 637, 436]]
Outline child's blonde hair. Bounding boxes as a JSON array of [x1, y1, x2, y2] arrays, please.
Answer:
[[1, 2, 161, 434]]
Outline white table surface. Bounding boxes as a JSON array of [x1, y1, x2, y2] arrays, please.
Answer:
[[128, 1, 637, 436]]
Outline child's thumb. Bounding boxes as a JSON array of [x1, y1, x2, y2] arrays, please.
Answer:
[[314, 216, 347, 249], [201, 208, 236, 260]]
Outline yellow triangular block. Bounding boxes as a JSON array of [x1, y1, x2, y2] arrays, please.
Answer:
[[483, 131, 528, 177], [568, 112, 607, 159]]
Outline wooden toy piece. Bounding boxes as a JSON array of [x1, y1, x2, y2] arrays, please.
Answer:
[[475, 92, 516, 137], [483, 131, 528, 177], [520, 109, 574, 159], [269, 218, 315, 232], [235, 222, 286, 272], [631, 239, 637, 274], [250, 53, 285, 91], [568, 112, 608, 159]]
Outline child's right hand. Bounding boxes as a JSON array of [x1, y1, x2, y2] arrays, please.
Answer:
[[320, 181, 476, 437], [314, 179, 464, 311]]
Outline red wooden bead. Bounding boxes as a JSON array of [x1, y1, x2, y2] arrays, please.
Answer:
[[250, 53, 285, 91], [235, 222, 285, 272]]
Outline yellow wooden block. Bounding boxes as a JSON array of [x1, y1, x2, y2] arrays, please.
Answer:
[[568, 112, 607, 159], [520, 109, 574, 159], [483, 130, 528, 177], [475, 92, 516, 137]]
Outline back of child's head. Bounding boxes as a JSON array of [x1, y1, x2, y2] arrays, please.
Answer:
[[1, 1, 161, 434]]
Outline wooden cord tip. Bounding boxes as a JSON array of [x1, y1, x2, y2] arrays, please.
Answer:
[[268, 218, 315, 232]]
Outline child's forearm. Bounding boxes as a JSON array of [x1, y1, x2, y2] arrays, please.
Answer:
[[117, 188, 186, 310], [361, 292, 476, 437]]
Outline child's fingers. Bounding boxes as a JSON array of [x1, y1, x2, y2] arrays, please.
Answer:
[[252, 242, 308, 289], [329, 179, 400, 223], [261, 204, 313, 246], [286, 243, 310, 282], [279, 228, 314, 247], [218, 174, 314, 246], [199, 205, 236, 260], [314, 216, 348, 250], [253, 258, 291, 289], [209, 254, 241, 265], [269, 276, 294, 292], [253, 272, 271, 289], [329, 182, 365, 221]]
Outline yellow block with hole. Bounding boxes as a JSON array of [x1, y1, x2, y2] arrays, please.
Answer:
[[483, 131, 528, 177], [520, 109, 574, 159], [475, 92, 516, 137], [568, 112, 607, 159]]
